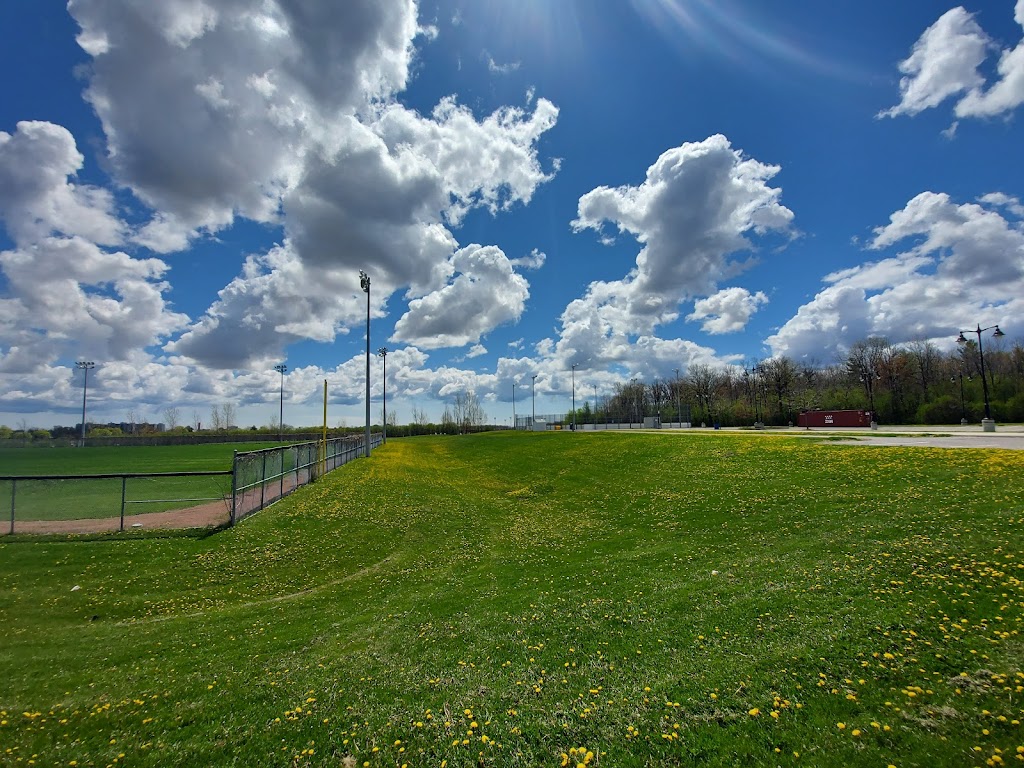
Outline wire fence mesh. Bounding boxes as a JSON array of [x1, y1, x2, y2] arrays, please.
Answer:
[[230, 434, 380, 523], [1, 434, 383, 534]]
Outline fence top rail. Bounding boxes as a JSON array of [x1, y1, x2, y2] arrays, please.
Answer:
[[0, 470, 233, 481], [234, 436, 363, 458]]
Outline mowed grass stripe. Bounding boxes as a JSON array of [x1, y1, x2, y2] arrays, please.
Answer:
[[0, 431, 1021, 767]]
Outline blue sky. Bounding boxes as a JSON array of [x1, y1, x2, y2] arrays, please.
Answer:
[[1, 0, 1023, 429]]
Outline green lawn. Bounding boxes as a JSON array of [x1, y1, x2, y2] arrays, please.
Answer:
[[0, 431, 1021, 766], [0, 442, 282, 522]]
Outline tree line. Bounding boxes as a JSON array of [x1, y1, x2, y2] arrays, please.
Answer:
[[568, 336, 1024, 427]]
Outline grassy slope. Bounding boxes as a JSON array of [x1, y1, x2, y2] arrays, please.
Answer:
[[0, 431, 1021, 767], [0, 442, 282, 522]]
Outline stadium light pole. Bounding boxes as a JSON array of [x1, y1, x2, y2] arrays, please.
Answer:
[[273, 363, 287, 441], [531, 374, 537, 429], [593, 383, 599, 427], [958, 323, 1005, 431], [512, 382, 516, 431], [377, 347, 388, 443], [360, 270, 372, 457], [571, 362, 578, 431], [75, 361, 95, 447]]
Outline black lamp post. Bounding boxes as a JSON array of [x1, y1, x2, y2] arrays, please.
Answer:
[[75, 361, 95, 447], [957, 324, 1005, 430], [377, 347, 388, 443], [273, 363, 287, 441], [359, 270, 371, 457]]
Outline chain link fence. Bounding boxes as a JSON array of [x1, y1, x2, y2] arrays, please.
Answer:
[[2, 434, 383, 534], [230, 434, 380, 523]]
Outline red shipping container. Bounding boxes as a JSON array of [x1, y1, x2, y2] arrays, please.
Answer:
[[797, 410, 872, 428]]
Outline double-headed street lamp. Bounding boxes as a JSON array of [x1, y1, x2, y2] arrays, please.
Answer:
[[75, 361, 95, 446], [273, 363, 287, 441], [377, 347, 388, 442], [359, 270, 371, 457], [957, 323, 1005, 431], [571, 362, 578, 431]]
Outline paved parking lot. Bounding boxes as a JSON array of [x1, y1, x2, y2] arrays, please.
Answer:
[[796, 424, 1024, 450]]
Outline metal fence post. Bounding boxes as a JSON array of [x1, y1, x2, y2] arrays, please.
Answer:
[[230, 451, 238, 526], [120, 476, 127, 532], [260, 452, 267, 512]]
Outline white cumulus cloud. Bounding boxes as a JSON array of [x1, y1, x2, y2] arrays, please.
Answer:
[[882, 3, 1024, 121], [390, 244, 530, 349], [767, 191, 1024, 360], [559, 135, 792, 366], [687, 287, 769, 334]]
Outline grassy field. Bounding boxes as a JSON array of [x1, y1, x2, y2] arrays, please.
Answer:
[[0, 431, 1021, 767], [0, 442, 281, 522]]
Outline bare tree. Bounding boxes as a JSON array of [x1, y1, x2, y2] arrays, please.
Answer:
[[906, 339, 939, 402], [453, 391, 485, 432], [192, 410, 202, 431], [761, 356, 797, 422], [126, 408, 138, 435], [686, 364, 724, 423], [220, 403, 236, 430], [163, 406, 180, 430], [209, 406, 223, 432]]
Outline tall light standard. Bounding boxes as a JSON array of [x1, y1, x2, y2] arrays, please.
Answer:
[[359, 270, 371, 457], [958, 323, 1005, 431], [273, 363, 287, 441], [377, 347, 388, 442], [75, 361, 95, 447], [571, 362, 578, 431], [593, 384, 599, 427], [673, 367, 681, 428], [512, 382, 516, 430], [531, 374, 537, 429]]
